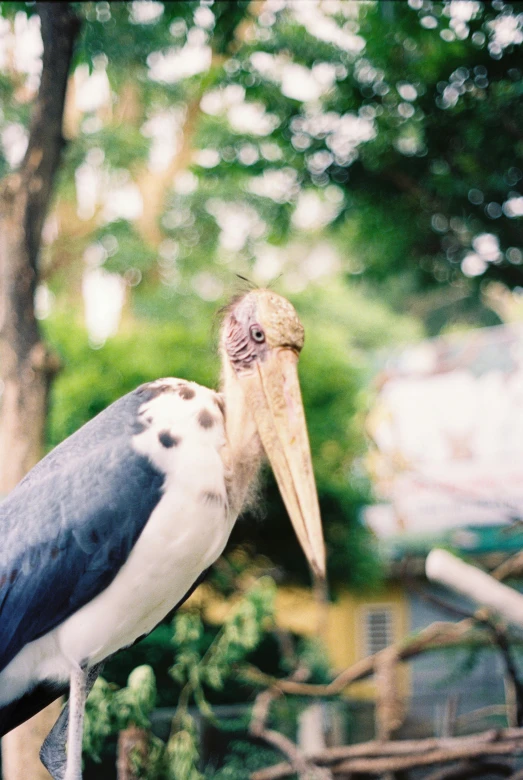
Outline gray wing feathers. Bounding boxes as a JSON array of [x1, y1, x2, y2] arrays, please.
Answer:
[[0, 385, 166, 673]]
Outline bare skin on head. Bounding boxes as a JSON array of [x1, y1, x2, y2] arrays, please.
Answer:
[[220, 289, 326, 580]]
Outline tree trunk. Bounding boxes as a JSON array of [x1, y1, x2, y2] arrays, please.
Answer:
[[116, 726, 149, 780], [0, 4, 80, 779]]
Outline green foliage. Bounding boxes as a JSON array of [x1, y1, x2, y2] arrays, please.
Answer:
[[1, 0, 521, 319], [93, 221, 158, 275], [43, 309, 218, 449], [205, 741, 281, 780], [170, 0, 522, 320], [170, 577, 276, 705], [165, 711, 203, 780], [83, 665, 157, 763], [83, 579, 278, 777], [116, 665, 158, 729], [166, 578, 276, 776], [83, 677, 114, 764], [293, 637, 333, 685], [198, 576, 276, 689], [65, 125, 151, 175]]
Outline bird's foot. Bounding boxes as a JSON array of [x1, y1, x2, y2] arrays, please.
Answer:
[[40, 700, 69, 780]]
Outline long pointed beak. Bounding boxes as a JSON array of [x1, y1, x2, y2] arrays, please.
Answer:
[[243, 349, 326, 580]]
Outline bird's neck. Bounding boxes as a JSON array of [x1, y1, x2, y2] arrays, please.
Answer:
[[220, 356, 264, 517]]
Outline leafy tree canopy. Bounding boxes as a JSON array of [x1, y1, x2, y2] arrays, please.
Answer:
[[0, 1, 521, 323]]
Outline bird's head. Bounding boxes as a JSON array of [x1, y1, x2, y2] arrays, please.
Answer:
[[221, 289, 326, 580]]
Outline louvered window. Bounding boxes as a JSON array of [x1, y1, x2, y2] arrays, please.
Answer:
[[363, 606, 394, 656]]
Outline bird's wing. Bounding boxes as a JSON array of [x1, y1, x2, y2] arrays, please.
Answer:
[[0, 382, 177, 673], [0, 568, 212, 738]]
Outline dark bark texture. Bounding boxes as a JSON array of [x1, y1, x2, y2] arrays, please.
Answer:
[[0, 4, 80, 779], [0, 3, 79, 491]]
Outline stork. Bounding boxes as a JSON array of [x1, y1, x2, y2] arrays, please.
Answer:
[[0, 289, 325, 779]]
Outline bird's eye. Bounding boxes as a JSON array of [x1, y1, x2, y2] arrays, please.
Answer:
[[250, 325, 265, 343]]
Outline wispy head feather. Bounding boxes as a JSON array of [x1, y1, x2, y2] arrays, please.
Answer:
[[216, 275, 259, 325], [234, 274, 258, 290]]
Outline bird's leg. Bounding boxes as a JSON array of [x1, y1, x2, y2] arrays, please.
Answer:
[[40, 663, 103, 780], [64, 663, 86, 780]]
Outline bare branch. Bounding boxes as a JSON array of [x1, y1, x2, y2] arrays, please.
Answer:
[[240, 619, 493, 698], [251, 729, 523, 780], [250, 688, 280, 739], [374, 646, 404, 739], [426, 550, 523, 724], [333, 739, 523, 775], [427, 550, 523, 629], [492, 552, 523, 583], [247, 553, 523, 780], [249, 667, 331, 780]]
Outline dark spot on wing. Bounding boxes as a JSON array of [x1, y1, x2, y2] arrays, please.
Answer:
[[137, 382, 178, 401], [90, 530, 100, 544], [0, 575, 6, 588], [9, 570, 18, 584], [133, 382, 180, 433], [131, 416, 147, 435], [133, 411, 153, 435], [159, 430, 179, 448], [213, 394, 225, 417], [198, 409, 214, 429], [178, 385, 195, 400], [50, 546, 60, 560], [202, 491, 224, 507]]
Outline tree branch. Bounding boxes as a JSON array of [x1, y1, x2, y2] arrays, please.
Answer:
[[251, 729, 523, 780], [406, 578, 523, 725], [492, 552, 523, 583], [242, 612, 523, 779], [249, 667, 332, 780], [423, 551, 523, 726], [333, 739, 523, 776], [240, 618, 493, 698], [427, 550, 523, 631]]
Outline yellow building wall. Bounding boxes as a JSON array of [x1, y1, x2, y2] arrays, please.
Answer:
[[272, 585, 410, 700], [189, 582, 410, 701]]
